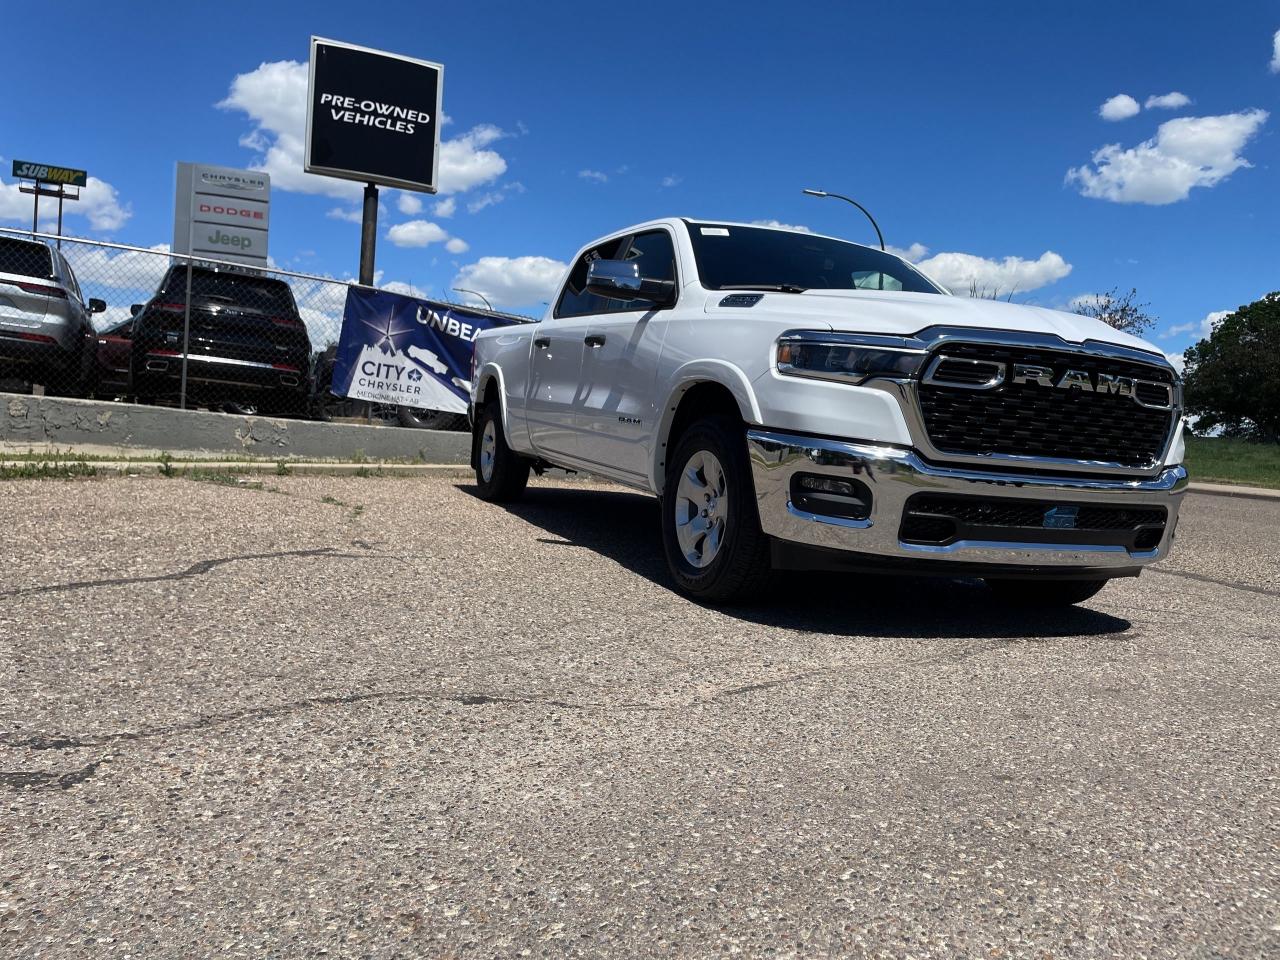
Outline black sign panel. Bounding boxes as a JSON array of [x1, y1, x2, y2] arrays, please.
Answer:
[[305, 37, 443, 194]]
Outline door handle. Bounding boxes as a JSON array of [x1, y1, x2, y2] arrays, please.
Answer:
[[584, 334, 606, 348], [533, 336, 551, 349]]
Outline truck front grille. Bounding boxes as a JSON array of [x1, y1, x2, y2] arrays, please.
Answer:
[[917, 343, 1176, 469]]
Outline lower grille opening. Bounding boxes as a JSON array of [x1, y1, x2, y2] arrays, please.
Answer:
[[790, 473, 872, 521], [899, 494, 1168, 552]]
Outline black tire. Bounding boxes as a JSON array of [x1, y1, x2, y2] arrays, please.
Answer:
[[660, 415, 772, 604], [472, 402, 529, 502], [398, 406, 468, 431], [221, 401, 260, 416], [984, 578, 1109, 607]]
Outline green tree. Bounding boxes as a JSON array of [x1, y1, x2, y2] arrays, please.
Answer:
[[1182, 293, 1280, 442], [1073, 287, 1157, 337]]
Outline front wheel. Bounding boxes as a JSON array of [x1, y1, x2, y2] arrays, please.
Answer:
[[472, 402, 529, 502], [660, 415, 772, 604], [984, 578, 1109, 607]]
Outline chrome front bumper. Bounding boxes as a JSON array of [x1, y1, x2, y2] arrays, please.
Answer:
[[747, 430, 1188, 570]]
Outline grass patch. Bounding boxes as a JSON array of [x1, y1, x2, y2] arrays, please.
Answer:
[[0, 461, 97, 480], [1184, 436, 1280, 489], [186, 469, 263, 490]]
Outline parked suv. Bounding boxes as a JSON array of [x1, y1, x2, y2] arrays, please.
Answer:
[[0, 235, 104, 393], [130, 265, 311, 414]]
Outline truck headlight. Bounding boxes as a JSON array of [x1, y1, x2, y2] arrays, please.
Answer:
[[776, 332, 928, 384]]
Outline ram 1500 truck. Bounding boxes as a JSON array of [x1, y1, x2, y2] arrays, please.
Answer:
[[470, 219, 1186, 605]]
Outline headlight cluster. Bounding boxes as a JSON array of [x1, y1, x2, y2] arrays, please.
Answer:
[[776, 331, 927, 384]]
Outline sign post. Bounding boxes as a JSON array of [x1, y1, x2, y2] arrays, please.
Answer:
[[12, 160, 87, 247], [305, 37, 443, 285]]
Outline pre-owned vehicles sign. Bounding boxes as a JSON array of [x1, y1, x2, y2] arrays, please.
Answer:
[[305, 37, 443, 194], [172, 163, 270, 268]]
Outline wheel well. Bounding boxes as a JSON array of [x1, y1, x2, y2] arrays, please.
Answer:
[[658, 381, 744, 485], [481, 376, 500, 408]]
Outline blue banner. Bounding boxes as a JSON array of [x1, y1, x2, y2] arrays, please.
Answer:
[[331, 287, 520, 413]]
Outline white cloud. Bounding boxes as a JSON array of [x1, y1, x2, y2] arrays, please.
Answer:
[[1066, 109, 1268, 204], [467, 191, 504, 214], [445, 237, 469, 254], [1099, 94, 1141, 121], [452, 256, 568, 309], [326, 207, 363, 223], [1165, 351, 1186, 374], [914, 250, 1072, 296], [578, 169, 608, 183], [386, 220, 448, 248], [886, 242, 930, 262], [61, 242, 171, 293], [0, 175, 131, 233], [434, 196, 456, 218], [397, 193, 423, 215], [660, 175, 683, 188], [1271, 29, 1280, 73], [381, 280, 429, 299], [1161, 309, 1229, 340], [218, 60, 508, 199], [1145, 91, 1191, 110], [751, 220, 811, 232]]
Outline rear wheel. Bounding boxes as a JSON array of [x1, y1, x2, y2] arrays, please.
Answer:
[[661, 415, 772, 603], [472, 402, 529, 502], [984, 578, 1109, 607]]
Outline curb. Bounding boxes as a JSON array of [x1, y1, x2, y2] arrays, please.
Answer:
[[1, 460, 473, 479], [1187, 481, 1280, 502]]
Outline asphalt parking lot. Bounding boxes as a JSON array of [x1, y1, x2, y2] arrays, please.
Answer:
[[1, 474, 1277, 958]]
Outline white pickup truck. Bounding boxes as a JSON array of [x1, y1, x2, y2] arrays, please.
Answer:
[[470, 219, 1187, 605]]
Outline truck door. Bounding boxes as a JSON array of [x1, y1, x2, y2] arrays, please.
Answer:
[[525, 236, 627, 461], [576, 228, 678, 483]]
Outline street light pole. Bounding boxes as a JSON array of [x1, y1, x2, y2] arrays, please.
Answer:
[[802, 188, 885, 251], [452, 287, 493, 311]]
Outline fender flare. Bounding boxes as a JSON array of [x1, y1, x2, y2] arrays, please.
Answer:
[[650, 359, 763, 492], [474, 362, 517, 448]]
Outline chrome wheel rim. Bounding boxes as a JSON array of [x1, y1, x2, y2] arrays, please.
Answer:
[[674, 449, 728, 568], [479, 420, 497, 483]]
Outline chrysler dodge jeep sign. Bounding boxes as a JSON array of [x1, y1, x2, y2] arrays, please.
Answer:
[[172, 162, 270, 268], [305, 37, 444, 194]]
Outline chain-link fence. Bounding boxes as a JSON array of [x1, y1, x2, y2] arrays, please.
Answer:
[[0, 227, 507, 428]]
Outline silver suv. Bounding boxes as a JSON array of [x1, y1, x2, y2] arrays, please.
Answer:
[[0, 235, 104, 393]]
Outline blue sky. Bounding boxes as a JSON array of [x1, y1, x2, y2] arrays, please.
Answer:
[[2, 0, 1277, 359]]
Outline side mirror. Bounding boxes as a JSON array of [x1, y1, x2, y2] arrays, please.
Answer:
[[88, 298, 107, 314], [584, 260, 675, 306], [129, 303, 142, 317]]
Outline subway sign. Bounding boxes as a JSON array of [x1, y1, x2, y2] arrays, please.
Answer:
[[172, 162, 270, 268], [305, 37, 443, 194], [11, 160, 88, 187]]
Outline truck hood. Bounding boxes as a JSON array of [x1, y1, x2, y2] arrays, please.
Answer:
[[703, 287, 1166, 358]]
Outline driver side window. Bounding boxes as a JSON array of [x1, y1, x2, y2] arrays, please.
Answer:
[[555, 237, 629, 319]]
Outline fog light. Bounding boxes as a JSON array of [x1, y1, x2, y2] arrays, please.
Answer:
[[791, 473, 872, 521]]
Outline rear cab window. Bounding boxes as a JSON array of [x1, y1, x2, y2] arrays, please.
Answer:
[[0, 238, 54, 280]]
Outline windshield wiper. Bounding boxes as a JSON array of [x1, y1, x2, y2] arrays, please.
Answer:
[[717, 283, 808, 294]]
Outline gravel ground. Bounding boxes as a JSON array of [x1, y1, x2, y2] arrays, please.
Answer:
[[0, 474, 1276, 958]]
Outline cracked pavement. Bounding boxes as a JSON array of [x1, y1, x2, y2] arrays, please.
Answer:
[[1, 474, 1277, 957]]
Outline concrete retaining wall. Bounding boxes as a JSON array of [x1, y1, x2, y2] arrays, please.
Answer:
[[0, 393, 470, 462]]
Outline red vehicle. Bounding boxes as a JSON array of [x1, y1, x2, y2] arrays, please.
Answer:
[[90, 314, 133, 398]]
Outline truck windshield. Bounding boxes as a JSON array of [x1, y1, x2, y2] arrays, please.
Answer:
[[687, 223, 943, 295]]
